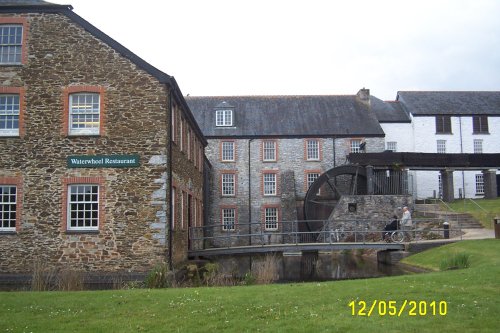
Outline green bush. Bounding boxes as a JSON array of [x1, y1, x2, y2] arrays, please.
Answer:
[[440, 252, 471, 270], [243, 272, 256, 285]]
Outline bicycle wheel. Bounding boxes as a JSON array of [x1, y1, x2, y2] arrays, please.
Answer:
[[391, 231, 405, 243]]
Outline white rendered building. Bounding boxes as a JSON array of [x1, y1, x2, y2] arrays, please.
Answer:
[[375, 91, 500, 200]]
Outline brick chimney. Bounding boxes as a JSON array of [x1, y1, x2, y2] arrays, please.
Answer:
[[356, 88, 370, 106]]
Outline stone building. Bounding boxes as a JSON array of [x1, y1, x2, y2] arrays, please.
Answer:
[[377, 91, 500, 200], [0, 0, 206, 278], [187, 89, 386, 247]]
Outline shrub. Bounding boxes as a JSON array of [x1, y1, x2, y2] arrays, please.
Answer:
[[57, 269, 84, 291], [31, 260, 58, 291], [440, 252, 471, 271], [145, 263, 172, 288], [243, 272, 256, 286], [254, 254, 279, 284], [202, 262, 238, 286]]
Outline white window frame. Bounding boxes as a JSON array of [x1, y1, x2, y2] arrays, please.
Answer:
[[171, 187, 176, 230], [473, 139, 483, 154], [263, 173, 277, 196], [263, 140, 277, 161], [216, 109, 233, 127], [307, 173, 320, 190], [181, 191, 185, 229], [0, 94, 20, 136], [67, 184, 99, 231], [475, 174, 484, 195], [350, 139, 361, 153], [386, 141, 397, 152], [221, 208, 236, 231], [68, 93, 100, 136], [180, 117, 184, 151], [264, 207, 278, 231], [0, 185, 17, 232], [306, 139, 320, 160], [221, 173, 235, 196], [0, 24, 23, 64], [221, 141, 235, 162], [187, 128, 192, 159], [437, 140, 446, 154]]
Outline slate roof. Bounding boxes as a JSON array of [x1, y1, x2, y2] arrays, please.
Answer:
[[397, 91, 500, 116], [186, 95, 385, 138], [370, 96, 410, 123], [0, 0, 55, 5]]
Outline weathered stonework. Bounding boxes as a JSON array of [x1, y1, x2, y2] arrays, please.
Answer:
[[202, 137, 385, 247], [0, 10, 205, 274]]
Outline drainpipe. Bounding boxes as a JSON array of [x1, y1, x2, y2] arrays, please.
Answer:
[[248, 138, 254, 271], [248, 138, 254, 246], [167, 88, 173, 270], [459, 116, 465, 198], [332, 136, 336, 168]]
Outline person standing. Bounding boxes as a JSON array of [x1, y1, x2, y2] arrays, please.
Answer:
[[401, 206, 412, 240]]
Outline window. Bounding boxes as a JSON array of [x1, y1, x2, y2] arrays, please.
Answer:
[[0, 94, 19, 136], [181, 191, 185, 229], [263, 172, 277, 196], [0, 24, 23, 64], [473, 115, 488, 134], [386, 141, 397, 152], [180, 117, 184, 151], [187, 128, 192, 159], [171, 187, 176, 230], [221, 208, 236, 231], [171, 104, 177, 143], [475, 174, 484, 195], [64, 87, 105, 136], [350, 139, 362, 153], [306, 172, 320, 190], [216, 109, 233, 126], [306, 139, 320, 160], [473, 139, 483, 154], [436, 115, 452, 134], [221, 173, 235, 196], [263, 140, 277, 161], [437, 140, 446, 154], [264, 207, 278, 231], [0, 185, 17, 231], [67, 184, 99, 231], [221, 141, 235, 161]]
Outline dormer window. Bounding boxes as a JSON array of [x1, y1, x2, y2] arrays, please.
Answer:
[[216, 109, 233, 127]]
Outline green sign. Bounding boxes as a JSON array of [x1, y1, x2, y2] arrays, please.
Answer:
[[67, 155, 140, 168]]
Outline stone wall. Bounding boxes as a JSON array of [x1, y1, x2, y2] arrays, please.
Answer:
[[325, 195, 414, 239], [203, 136, 385, 247], [0, 12, 203, 273]]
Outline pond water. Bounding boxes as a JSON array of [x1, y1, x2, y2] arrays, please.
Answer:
[[279, 251, 415, 282]]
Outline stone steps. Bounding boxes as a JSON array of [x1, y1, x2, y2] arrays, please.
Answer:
[[413, 205, 484, 229]]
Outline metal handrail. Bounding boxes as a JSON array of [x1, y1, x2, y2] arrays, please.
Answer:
[[188, 218, 458, 251], [465, 198, 488, 213], [437, 198, 456, 213]]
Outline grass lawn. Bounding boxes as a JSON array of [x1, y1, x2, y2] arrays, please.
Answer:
[[445, 197, 500, 228], [1, 239, 499, 333]]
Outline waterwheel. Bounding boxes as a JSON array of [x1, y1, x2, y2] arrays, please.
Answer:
[[303, 165, 367, 231]]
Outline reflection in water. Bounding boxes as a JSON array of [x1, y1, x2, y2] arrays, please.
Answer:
[[281, 251, 411, 282]]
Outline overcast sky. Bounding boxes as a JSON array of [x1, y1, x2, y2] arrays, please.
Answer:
[[51, 0, 500, 100]]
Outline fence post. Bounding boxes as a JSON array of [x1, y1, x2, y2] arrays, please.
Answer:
[[443, 221, 449, 239]]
